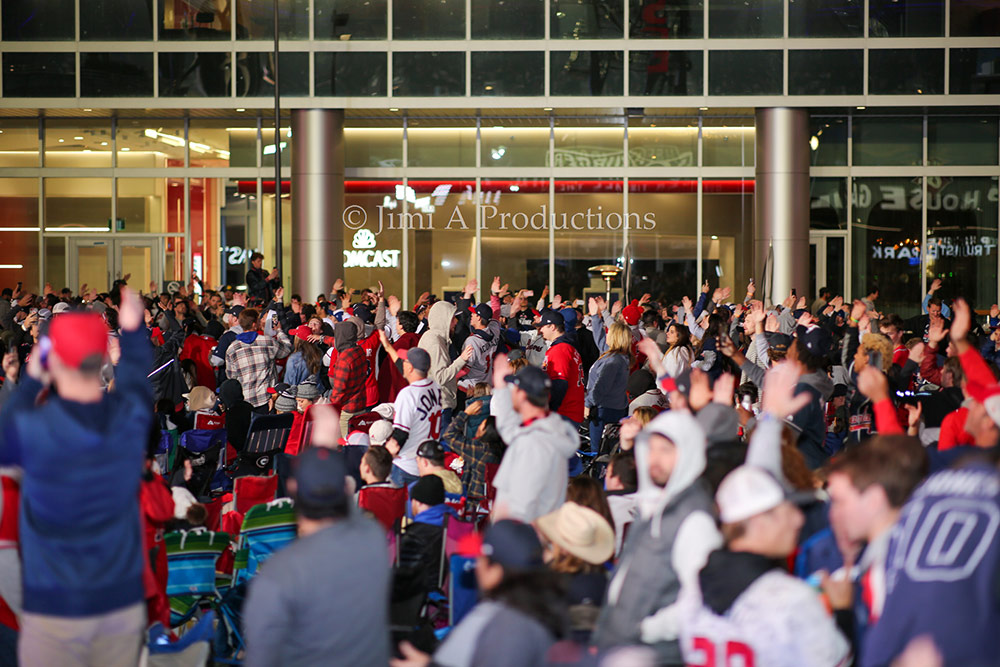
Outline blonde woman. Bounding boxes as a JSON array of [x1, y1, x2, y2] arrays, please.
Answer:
[[585, 322, 634, 455]]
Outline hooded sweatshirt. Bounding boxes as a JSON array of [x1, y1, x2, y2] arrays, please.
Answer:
[[489, 385, 579, 522], [593, 410, 721, 664], [419, 302, 467, 411]]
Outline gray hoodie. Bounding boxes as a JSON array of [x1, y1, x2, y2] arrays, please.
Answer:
[[489, 385, 579, 522], [594, 410, 721, 664], [419, 301, 467, 410]]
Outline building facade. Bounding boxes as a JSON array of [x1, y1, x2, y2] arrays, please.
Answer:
[[0, 0, 998, 315]]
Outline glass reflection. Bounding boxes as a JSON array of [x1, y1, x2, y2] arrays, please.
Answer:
[[629, 0, 703, 39]]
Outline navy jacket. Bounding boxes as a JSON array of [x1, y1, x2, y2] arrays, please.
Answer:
[[0, 328, 152, 617]]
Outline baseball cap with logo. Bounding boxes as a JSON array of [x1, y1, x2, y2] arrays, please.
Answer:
[[468, 303, 492, 322], [659, 368, 692, 398], [716, 465, 817, 524], [538, 309, 565, 329], [352, 303, 374, 324], [795, 324, 833, 359], [368, 420, 394, 446], [49, 313, 109, 371]]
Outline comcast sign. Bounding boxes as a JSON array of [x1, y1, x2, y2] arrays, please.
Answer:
[[343, 229, 401, 268]]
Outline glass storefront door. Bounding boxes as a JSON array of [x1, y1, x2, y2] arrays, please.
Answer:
[[67, 237, 162, 292], [809, 231, 847, 302]]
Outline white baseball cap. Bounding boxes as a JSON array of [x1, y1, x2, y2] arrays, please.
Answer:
[[716, 465, 816, 524], [368, 419, 394, 446]]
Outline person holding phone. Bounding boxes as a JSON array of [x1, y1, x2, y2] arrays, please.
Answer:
[[246, 252, 281, 302]]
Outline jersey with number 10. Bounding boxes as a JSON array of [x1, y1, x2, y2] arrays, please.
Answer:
[[391, 378, 443, 475]]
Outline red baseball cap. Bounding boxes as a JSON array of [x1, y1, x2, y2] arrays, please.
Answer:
[[49, 313, 109, 370], [289, 325, 312, 341]]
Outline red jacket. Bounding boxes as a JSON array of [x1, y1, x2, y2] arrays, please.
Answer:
[[378, 332, 421, 403], [358, 330, 382, 407], [140, 473, 175, 628], [180, 334, 219, 390], [544, 339, 585, 423], [939, 406, 974, 451]]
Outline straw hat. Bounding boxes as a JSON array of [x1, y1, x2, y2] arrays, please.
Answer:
[[183, 386, 217, 413], [537, 502, 614, 565]]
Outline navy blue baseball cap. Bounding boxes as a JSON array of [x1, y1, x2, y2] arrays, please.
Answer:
[[796, 324, 833, 359], [468, 303, 492, 322], [458, 520, 545, 571], [294, 447, 349, 517], [538, 309, 565, 329], [505, 365, 551, 404], [352, 302, 374, 324]]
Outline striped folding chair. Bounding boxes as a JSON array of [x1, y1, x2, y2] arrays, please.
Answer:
[[235, 413, 295, 477], [232, 498, 298, 587], [164, 528, 231, 627]]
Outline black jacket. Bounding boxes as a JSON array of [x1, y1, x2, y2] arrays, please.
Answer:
[[246, 267, 280, 302], [392, 520, 444, 603]]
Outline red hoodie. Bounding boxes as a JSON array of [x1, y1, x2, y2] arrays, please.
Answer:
[[378, 332, 421, 403], [140, 472, 175, 628]]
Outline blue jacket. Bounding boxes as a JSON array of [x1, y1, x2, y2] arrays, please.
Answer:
[[0, 329, 152, 617], [585, 352, 630, 411]]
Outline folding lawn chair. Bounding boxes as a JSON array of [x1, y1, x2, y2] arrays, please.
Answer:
[[232, 498, 298, 587], [164, 527, 231, 628], [234, 413, 294, 477], [177, 429, 228, 497], [448, 555, 478, 627], [232, 474, 279, 516]]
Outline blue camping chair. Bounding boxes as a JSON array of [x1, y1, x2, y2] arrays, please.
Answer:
[[178, 429, 228, 497]]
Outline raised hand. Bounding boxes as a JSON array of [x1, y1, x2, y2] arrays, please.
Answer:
[[849, 300, 866, 325], [746, 279, 755, 297], [927, 320, 949, 347], [332, 278, 344, 293], [765, 313, 780, 333], [499, 283, 510, 298], [856, 366, 890, 403], [905, 401, 923, 430], [387, 295, 402, 316], [377, 280, 385, 300], [908, 342, 926, 365], [463, 279, 477, 297], [637, 337, 664, 376], [492, 352, 512, 389], [831, 295, 844, 309], [761, 361, 809, 418], [490, 276, 501, 294], [464, 400, 483, 416], [588, 297, 599, 317], [2, 350, 20, 382], [929, 278, 942, 294], [688, 368, 713, 412], [949, 298, 971, 342], [610, 298, 622, 316], [552, 294, 564, 310], [713, 373, 736, 405], [460, 344, 473, 362], [43, 283, 53, 296], [309, 404, 343, 449], [990, 304, 999, 320], [118, 287, 145, 332], [701, 280, 710, 294], [639, 293, 652, 305], [712, 286, 732, 303], [233, 292, 247, 307], [795, 296, 807, 310], [796, 311, 814, 328]]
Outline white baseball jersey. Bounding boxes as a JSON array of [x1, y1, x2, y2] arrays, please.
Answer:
[[519, 331, 549, 367], [391, 378, 443, 475], [677, 570, 850, 667]]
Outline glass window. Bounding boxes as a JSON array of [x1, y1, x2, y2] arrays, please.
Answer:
[[44, 237, 67, 293], [344, 127, 403, 168], [472, 52, 545, 96], [926, 177, 999, 309], [3, 53, 76, 98], [473, 0, 544, 38], [407, 122, 476, 168], [159, 0, 232, 39], [393, 53, 465, 96], [315, 0, 387, 39], [0, 179, 40, 230], [928, 117, 999, 166], [627, 120, 698, 167], [44, 120, 113, 168], [405, 181, 477, 301], [702, 119, 755, 167], [190, 119, 250, 168], [629, 180, 698, 300], [44, 178, 112, 231], [709, 51, 782, 96], [554, 122, 625, 168], [81, 53, 154, 97], [950, 49, 1000, 95], [81, 0, 153, 39], [630, 0, 703, 39], [261, 127, 292, 169], [869, 49, 943, 95], [629, 51, 702, 96], [3, 0, 75, 40], [220, 181, 259, 289], [340, 180, 405, 297], [704, 180, 754, 295], [0, 120, 40, 168], [189, 178, 226, 286], [159, 53, 230, 97], [789, 0, 863, 36], [117, 179, 167, 233], [393, 0, 464, 38], [477, 179, 551, 296], [480, 125, 550, 168], [0, 220, 40, 292], [809, 178, 848, 230], [951, 2, 1000, 36], [551, 52, 624, 96], [553, 180, 624, 300], [117, 120, 186, 168], [237, 52, 309, 97], [551, 0, 625, 38], [869, 0, 943, 37], [852, 117, 922, 166], [809, 116, 848, 166], [237, 0, 309, 38], [709, 0, 782, 37], [316, 53, 387, 96], [789, 50, 863, 96], [851, 176, 922, 317]]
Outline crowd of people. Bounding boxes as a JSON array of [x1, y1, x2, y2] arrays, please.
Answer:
[[0, 254, 997, 666]]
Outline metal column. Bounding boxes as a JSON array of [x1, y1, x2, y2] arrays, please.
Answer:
[[754, 107, 810, 306], [291, 109, 345, 299]]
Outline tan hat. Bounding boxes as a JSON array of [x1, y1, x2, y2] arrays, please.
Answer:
[[536, 502, 614, 566], [182, 386, 217, 413], [368, 419, 394, 446]]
